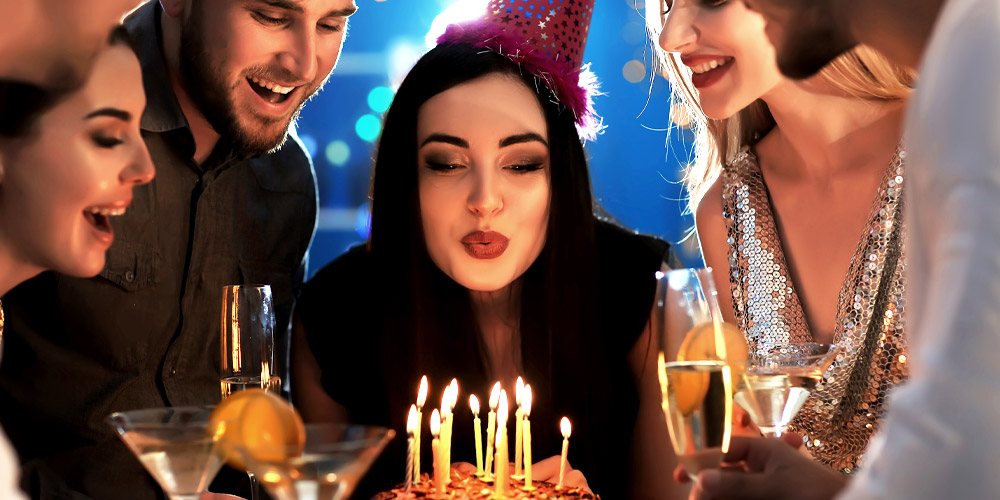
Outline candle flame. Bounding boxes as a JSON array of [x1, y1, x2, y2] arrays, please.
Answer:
[[515, 376, 524, 405], [470, 394, 480, 415], [441, 387, 450, 417], [407, 404, 418, 435], [561, 417, 572, 438], [417, 376, 429, 408], [522, 385, 532, 416], [495, 421, 505, 450], [498, 390, 509, 425], [489, 382, 501, 409], [449, 379, 459, 410], [430, 409, 441, 437]]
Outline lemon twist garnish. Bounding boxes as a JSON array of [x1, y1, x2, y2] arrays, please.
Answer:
[[210, 389, 306, 469]]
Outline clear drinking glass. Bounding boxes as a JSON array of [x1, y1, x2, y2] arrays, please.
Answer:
[[108, 406, 227, 500], [221, 283, 279, 499], [653, 267, 736, 480], [734, 342, 840, 438], [227, 423, 395, 500], [221, 284, 279, 398]]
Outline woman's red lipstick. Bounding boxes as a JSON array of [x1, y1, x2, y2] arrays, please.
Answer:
[[461, 230, 510, 259]]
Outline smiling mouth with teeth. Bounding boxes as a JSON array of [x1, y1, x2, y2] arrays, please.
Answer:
[[83, 206, 126, 235], [248, 75, 296, 104], [690, 58, 733, 74]]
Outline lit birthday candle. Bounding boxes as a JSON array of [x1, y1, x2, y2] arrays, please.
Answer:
[[439, 385, 451, 484], [431, 409, 446, 494], [470, 394, 484, 476], [522, 385, 534, 490], [557, 417, 572, 489], [495, 390, 510, 497], [513, 377, 525, 479], [446, 379, 458, 471], [484, 382, 501, 479], [405, 405, 417, 492], [414, 376, 428, 484]]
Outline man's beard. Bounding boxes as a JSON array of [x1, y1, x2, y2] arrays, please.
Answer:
[[178, 7, 321, 158]]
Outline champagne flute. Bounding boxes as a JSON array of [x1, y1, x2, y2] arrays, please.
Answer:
[[653, 267, 738, 481], [221, 284, 278, 500], [659, 359, 733, 480], [734, 342, 839, 438], [221, 284, 279, 397]]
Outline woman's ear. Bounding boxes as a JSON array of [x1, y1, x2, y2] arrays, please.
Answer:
[[159, 0, 188, 19]]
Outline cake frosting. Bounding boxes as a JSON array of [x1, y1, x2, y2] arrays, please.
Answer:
[[376, 471, 599, 499]]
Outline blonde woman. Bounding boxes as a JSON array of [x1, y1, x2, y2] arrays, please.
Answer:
[[648, 0, 912, 475]]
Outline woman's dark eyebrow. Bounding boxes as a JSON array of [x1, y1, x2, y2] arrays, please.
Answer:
[[257, 0, 358, 17], [500, 132, 547, 148], [420, 133, 469, 149], [84, 108, 131, 122]]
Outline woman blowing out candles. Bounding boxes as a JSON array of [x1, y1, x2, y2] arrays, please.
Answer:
[[290, 4, 673, 498]]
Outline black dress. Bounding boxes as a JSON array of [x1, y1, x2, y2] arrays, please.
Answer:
[[297, 221, 668, 499]]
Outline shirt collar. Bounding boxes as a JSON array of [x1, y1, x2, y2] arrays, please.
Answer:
[[125, 1, 190, 135]]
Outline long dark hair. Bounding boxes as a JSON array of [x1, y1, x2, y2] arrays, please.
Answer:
[[366, 41, 619, 491], [0, 26, 137, 140]]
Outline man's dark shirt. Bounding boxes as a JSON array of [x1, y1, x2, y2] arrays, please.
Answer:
[[0, 3, 318, 499]]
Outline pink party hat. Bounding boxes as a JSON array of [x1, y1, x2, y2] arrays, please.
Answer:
[[437, 0, 603, 141]]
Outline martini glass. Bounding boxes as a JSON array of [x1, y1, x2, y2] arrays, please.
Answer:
[[733, 342, 840, 438], [229, 423, 394, 500], [107, 406, 227, 500]]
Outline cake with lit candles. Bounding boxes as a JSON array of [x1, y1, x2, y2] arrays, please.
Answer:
[[374, 471, 600, 499], [380, 376, 598, 500]]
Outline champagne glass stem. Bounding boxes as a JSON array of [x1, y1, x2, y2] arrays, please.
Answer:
[[249, 471, 260, 500]]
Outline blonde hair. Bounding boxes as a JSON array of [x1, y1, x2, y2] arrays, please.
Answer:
[[655, 44, 914, 210]]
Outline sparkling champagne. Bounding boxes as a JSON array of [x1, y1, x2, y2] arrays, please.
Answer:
[[661, 360, 733, 478], [734, 370, 821, 438]]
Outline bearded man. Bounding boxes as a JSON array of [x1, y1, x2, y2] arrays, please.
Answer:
[[0, 1, 357, 498]]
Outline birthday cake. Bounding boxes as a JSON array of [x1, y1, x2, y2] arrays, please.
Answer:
[[375, 471, 599, 499]]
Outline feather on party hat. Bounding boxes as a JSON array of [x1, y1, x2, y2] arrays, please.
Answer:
[[436, 0, 603, 141]]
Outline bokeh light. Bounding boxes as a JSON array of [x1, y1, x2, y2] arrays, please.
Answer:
[[622, 60, 646, 83], [367, 86, 395, 113], [324, 140, 351, 167], [354, 114, 382, 143]]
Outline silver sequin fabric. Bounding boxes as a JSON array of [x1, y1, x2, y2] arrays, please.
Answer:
[[722, 147, 908, 473]]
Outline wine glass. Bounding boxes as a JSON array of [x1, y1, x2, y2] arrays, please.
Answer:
[[221, 283, 279, 499], [227, 423, 395, 500], [733, 342, 840, 438], [107, 406, 227, 500], [653, 267, 741, 481]]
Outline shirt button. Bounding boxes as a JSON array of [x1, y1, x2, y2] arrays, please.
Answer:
[[125, 270, 136, 282]]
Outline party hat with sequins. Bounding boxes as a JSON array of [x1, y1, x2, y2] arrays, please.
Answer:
[[436, 0, 602, 140]]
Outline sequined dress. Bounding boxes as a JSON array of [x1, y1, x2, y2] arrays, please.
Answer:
[[721, 147, 908, 473]]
